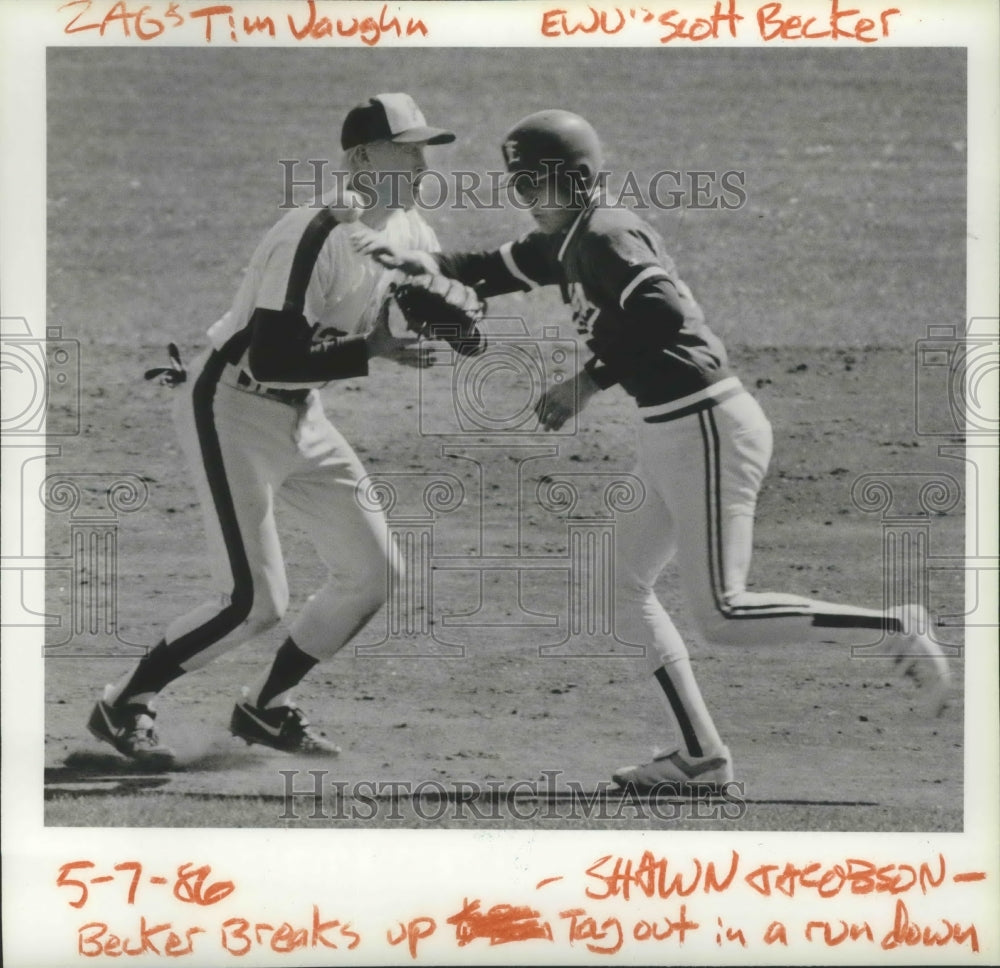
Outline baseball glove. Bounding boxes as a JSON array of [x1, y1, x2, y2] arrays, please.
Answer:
[[392, 274, 486, 357]]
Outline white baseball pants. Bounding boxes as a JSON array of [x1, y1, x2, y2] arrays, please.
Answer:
[[612, 382, 891, 757], [163, 349, 393, 671]]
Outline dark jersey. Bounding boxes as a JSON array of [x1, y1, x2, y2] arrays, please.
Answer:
[[436, 204, 733, 408]]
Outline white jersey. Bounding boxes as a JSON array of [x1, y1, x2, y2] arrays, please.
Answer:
[[207, 192, 439, 385]]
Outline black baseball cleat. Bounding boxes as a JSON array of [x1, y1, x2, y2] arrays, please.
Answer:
[[230, 700, 341, 755], [87, 693, 176, 770]]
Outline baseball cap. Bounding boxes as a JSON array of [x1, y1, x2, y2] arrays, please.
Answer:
[[341, 93, 455, 150]]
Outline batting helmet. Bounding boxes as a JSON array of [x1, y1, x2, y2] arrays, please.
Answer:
[[500, 110, 604, 190]]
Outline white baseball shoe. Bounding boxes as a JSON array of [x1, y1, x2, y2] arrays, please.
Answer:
[[890, 605, 952, 716], [612, 746, 733, 794]]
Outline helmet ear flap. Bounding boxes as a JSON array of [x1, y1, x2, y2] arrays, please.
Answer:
[[577, 161, 596, 190], [566, 163, 598, 203], [566, 168, 588, 203]]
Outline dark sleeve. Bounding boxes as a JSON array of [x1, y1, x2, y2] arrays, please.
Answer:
[[579, 229, 688, 389], [436, 231, 562, 297], [584, 228, 686, 329], [246, 308, 369, 382], [242, 209, 372, 383]]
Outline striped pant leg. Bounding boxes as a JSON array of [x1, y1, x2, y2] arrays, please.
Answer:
[[160, 351, 292, 672], [639, 391, 890, 647], [612, 463, 728, 756], [278, 398, 394, 661]]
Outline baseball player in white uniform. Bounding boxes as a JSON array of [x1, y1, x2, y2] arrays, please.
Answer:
[[357, 109, 953, 793], [88, 93, 458, 767]]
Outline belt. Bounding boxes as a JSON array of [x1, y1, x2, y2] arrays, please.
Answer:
[[641, 377, 744, 424], [236, 370, 310, 405]]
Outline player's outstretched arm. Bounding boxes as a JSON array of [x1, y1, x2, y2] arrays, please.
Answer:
[[351, 233, 438, 275], [351, 229, 552, 299]]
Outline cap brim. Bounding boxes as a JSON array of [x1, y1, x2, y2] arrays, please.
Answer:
[[391, 127, 455, 145]]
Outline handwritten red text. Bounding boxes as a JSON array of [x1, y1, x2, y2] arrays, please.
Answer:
[[880, 899, 979, 953], [447, 898, 553, 946], [745, 855, 947, 898], [756, 0, 900, 41], [78, 919, 204, 958], [220, 906, 360, 956], [541, 0, 902, 43], [56, 860, 233, 909], [585, 851, 740, 900], [386, 917, 436, 959], [60, 0, 428, 45]]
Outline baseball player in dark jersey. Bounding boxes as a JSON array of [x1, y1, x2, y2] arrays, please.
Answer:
[[88, 93, 462, 768], [356, 109, 952, 792]]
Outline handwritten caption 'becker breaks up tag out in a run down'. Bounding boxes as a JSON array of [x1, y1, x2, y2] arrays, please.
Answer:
[[56, 851, 986, 959]]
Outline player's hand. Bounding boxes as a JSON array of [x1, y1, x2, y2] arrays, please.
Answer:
[[351, 231, 437, 275], [535, 368, 599, 431], [387, 342, 437, 369], [364, 310, 436, 368]]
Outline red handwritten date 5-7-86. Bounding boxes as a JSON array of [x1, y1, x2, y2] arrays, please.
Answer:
[[56, 860, 234, 909]]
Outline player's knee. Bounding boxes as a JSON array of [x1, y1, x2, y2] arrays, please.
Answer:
[[242, 594, 288, 637], [688, 604, 744, 646], [354, 581, 389, 615], [615, 575, 655, 606], [340, 557, 393, 613]]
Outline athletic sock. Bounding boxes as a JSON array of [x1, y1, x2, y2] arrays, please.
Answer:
[[106, 639, 185, 709], [251, 638, 319, 710], [653, 657, 726, 759]]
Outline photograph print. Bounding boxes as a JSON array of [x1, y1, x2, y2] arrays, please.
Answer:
[[40, 43, 970, 832]]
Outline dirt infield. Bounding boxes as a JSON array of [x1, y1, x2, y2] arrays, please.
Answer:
[[42, 47, 966, 830]]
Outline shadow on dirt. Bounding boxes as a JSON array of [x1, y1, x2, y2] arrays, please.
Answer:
[[44, 746, 283, 797]]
